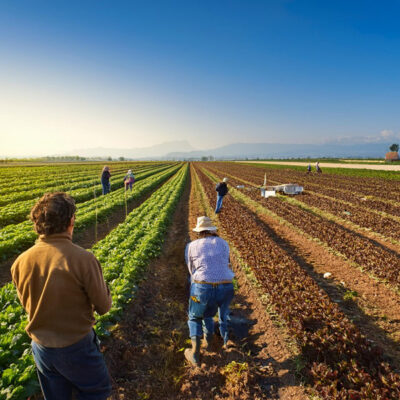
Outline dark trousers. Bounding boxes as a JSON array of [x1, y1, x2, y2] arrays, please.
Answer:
[[102, 182, 110, 195], [31, 330, 111, 400]]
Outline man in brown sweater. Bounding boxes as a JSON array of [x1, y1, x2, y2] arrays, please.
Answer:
[[11, 192, 112, 400]]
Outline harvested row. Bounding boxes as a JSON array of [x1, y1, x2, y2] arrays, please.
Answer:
[[0, 164, 182, 262], [0, 165, 188, 400], [194, 164, 400, 399], [204, 164, 400, 290]]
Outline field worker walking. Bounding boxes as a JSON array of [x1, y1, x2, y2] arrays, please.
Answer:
[[184, 216, 235, 366], [101, 166, 111, 195], [316, 161, 322, 173], [215, 177, 229, 214], [307, 164, 311, 174], [124, 169, 135, 191], [11, 192, 112, 400]]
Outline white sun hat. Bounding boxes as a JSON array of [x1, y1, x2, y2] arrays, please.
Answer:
[[193, 216, 217, 232], [223, 177, 228, 182]]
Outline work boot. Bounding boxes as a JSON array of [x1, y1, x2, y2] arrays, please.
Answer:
[[184, 336, 201, 366], [203, 334, 213, 351], [222, 339, 235, 351]]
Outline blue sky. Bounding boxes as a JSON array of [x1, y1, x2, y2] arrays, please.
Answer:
[[1, 0, 400, 156]]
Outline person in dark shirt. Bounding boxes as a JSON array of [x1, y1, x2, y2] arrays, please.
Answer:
[[215, 177, 229, 213], [101, 166, 111, 195]]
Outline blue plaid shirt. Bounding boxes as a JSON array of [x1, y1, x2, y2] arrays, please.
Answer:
[[185, 236, 234, 283]]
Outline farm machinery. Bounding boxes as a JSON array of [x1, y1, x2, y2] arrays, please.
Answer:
[[236, 173, 304, 198]]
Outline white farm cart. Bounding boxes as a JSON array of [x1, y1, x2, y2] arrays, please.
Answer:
[[264, 183, 303, 195], [235, 174, 304, 198]]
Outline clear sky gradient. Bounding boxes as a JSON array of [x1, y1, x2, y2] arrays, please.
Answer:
[[1, 0, 400, 156]]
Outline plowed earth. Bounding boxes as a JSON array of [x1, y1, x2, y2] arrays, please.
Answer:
[[193, 164, 400, 398], [103, 165, 307, 399]]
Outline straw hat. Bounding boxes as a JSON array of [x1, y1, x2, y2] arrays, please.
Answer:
[[193, 216, 217, 232], [223, 177, 228, 182]]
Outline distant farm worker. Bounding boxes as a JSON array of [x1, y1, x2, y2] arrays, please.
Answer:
[[316, 161, 322, 173], [11, 192, 112, 400], [215, 177, 229, 214], [124, 169, 135, 191], [101, 165, 111, 195], [307, 164, 311, 174], [184, 216, 235, 366]]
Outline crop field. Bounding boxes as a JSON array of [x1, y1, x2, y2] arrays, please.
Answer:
[[1, 161, 400, 399]]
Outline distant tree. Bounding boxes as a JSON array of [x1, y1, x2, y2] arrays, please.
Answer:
[[390, 143, 399, 152], [201, 156, 208, 161], [107, 156, 112, 161], [119, 156, 125, 161]]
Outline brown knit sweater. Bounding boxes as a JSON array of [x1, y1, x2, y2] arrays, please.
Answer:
[[11, 232, 111, 348]]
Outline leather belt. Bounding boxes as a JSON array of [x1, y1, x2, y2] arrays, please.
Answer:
[[193, 280, 232, 286]]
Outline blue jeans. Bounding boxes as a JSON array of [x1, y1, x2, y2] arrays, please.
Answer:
[[31, 330, 111, 400], [215, 195, 224, 213], [101, 182, 110, 195], [188, 282, 234, 344]]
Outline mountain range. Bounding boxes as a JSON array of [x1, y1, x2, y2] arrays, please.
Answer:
[[63, 140, 395, 160]]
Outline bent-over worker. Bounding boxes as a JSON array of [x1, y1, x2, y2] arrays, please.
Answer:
[[184, 216, 235, 366], [124, 169, 135, 191]]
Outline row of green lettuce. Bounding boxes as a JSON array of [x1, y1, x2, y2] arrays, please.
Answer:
[[0, 166, 130, 205], [0, 164, 181, 261], [0, 163, 188, 400], [0, 162, 163, 191], [0, 164, 105, 188], [0, 162, 171, 205], [0, 163, 176, 227]]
